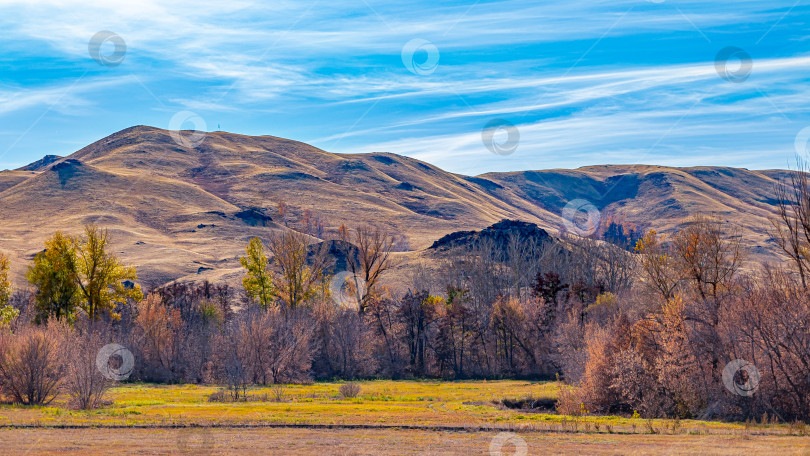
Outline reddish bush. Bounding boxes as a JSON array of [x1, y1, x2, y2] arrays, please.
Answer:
[[0, 325, 64, 405]]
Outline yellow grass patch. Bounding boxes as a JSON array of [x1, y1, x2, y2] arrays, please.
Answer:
[[0, 380, 797, 437]]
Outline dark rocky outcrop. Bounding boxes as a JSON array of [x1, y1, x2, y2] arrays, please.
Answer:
[[49, 159, 85, 186], [17, 154, 63, 171], [430, 219, 551, 252], [234, 208, 272, 226], [307, 239, 359, 275]]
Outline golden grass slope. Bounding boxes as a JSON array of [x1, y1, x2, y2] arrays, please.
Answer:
[[0, 126, 794, 287]]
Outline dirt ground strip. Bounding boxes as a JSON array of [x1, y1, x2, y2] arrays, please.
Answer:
[[1, 427, 809, 455]]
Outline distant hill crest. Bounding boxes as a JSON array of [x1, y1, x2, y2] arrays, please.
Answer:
[[0, 126, 792, 286]]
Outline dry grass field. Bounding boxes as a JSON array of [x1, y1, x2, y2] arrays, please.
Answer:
[[0, 380, 807, 455], [2, 427, 810, 455]]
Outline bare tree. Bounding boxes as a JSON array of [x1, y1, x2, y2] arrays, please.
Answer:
[[277, 201, 289, 227], [435, 287, 474, 378], [772, 162, 810, 290], [397, 291, 441, 376], [63, 326, 114, 409], [635, 230, 681, 302], [672, 215, 744, 304], [220, 306, 314, 386], [506, 232, 549, 300], [364, 295, 405, 377], [324, 308, 374, 379], [302, 210, 313, 236], [338, 225, 397, 313]]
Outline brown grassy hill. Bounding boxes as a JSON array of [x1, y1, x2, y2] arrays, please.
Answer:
[[480, 165, 787, 260], [0, 126, 792, 287]]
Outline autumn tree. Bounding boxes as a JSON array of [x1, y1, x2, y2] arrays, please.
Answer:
[[653, 295, 705, 417], [26, 232, 81, 323], [671, 215, 743, 304], [135, 294, 182, 381], [338, 225, 396, 313], [0, 253, 18, 328], [634, 230, 680, 302], [240, 237, 275, 309], [492, 296, 540, 375], [28, 227, 140, 322], [0, 253, 10, 308], [268, 231, 329, 309], [73, 225, 142, 321]]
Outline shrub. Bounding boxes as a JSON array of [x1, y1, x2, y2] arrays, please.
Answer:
[[555, 384, 584, 416], [339, 382, 361, 399], [62, 327, 113, 409], [207, 389, 231, 402], [272, 383, 286, 402], [0, 325, 64, 405], [207, 388, 269, 403]]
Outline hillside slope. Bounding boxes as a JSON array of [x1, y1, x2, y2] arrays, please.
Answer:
[[0, 126, 791, 287]]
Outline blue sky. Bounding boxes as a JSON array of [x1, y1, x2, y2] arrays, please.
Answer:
[[0, 0, 808, 175]]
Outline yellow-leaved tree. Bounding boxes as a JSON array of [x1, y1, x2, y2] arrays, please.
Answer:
[[240, 237, 275, 309], [268, 231, 329, 309], [0, 253, 19, 328], [26, 232, 81, 323], [73, 225, 142, 321], [0, 253, 10, 307]]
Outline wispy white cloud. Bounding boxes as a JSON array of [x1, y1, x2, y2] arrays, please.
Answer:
[[0, 0, 806, 172], [0, 75, 140, 115]]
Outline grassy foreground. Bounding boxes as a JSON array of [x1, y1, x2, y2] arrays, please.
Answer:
[[2, 427, 809, 455], [0, 380, 808, 454]]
